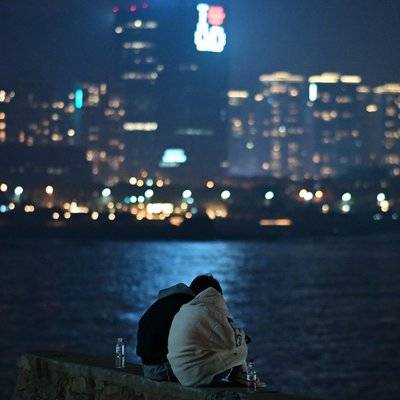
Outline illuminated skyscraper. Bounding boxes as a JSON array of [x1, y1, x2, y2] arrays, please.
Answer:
[[256, 72, 306, 180], [373, 83, 400, 177], [226, 89, 257, 177], [112, 1, 162, 178], [228, 72, 306, 181], [354, 85, 381, 167], [307, 73, 366, 178], [110, 1, 229, 184]]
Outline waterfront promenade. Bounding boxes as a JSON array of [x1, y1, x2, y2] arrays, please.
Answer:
[[13, 352, 315, 400]]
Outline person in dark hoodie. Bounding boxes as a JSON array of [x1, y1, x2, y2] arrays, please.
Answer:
[[136, 282, 194, 381], [137, 275, 223, 381]]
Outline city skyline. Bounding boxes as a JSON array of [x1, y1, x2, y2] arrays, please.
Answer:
[[0, 0, 399, 228]]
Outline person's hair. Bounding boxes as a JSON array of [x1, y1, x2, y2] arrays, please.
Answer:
[[190, 274, 223, 295]]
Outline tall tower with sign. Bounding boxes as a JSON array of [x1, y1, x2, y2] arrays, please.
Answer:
[[110, 1, 229, 185], [158, 1, 229, 184]]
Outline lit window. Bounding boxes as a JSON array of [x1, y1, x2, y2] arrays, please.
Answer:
[[123, 41, 154, 49], [123, 122, 158, 131], [160, 149, 187, 167], [121, 72, 158, 80]]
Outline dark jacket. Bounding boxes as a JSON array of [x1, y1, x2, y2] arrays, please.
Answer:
[[136, 283, 194, 365]]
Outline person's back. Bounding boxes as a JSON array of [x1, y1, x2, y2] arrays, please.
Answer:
[[136, 283, 194, 380], [167, 286, 248, 387]]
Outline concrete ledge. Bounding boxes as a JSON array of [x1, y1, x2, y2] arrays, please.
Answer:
[[12, 352, 313, 400]]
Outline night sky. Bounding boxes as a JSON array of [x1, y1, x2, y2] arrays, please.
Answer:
[[1, 0, 400, 94]]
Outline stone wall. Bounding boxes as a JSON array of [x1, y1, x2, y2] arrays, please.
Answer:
[[13, 352, 312, 400]]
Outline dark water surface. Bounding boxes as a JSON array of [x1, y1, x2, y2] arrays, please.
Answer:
[[1, 237, 399, 400]]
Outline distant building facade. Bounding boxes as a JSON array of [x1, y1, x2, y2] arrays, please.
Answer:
[[228, 72, 307, 181], [373, 83, 400, 177], [306, 73, 366, 178]]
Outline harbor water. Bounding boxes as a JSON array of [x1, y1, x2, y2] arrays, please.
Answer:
[[1, 236, 399, 399]]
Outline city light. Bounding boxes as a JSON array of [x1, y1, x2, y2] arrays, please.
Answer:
[[129, 177, 137, 185], [45, 185, 54, 195], [74, 89, 84, 109], [91, 211, 99, 220], [377, 193, 386, 202], [299, 189, 308, 199], [380, 200, 390, 213], [304, 192, 314, 202], [14, 186, 23, 196], [102, 188, 111, 197], [322, 204, 330, 214], [265, 191, 274, 200], [309, 83, 318, 102], [342, 193, 352, 202], [123, 122, 158, 132], [52, 212, 60, 220], [182, 190, 192, 199], [227, 91, 249, 99], [147, 203, 174, 215], [160, 149, 187, 167], [24, 205, 35, 213], [144, 189, 154, 198], [221, 190, 231, 200], [366, 104, 378, 113], [108, 213, 116, 221], [259, 219, 293, 226], [169, 216, 184, 227], [342, 204, 351, 213], [70, 203, 89, 214], [0, 183, 7, 192], [206, 180, 215, 189]]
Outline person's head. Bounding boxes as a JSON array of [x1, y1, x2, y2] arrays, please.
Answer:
[[190, 274, 223, 296]]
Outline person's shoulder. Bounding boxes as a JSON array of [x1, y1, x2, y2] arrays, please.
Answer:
[[158, 283, 194, 299]]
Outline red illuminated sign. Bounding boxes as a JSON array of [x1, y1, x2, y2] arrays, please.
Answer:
[[207, 6, 226, 26]]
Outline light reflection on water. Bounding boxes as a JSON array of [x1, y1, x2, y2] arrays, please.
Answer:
[[1, 237, 399, 400]]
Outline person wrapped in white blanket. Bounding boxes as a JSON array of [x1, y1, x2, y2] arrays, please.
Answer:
[[167, 275, 250, 387]]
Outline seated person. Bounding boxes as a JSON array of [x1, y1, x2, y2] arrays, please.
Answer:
[[167, 275, 248, 387], [136, 282, 194, 381]]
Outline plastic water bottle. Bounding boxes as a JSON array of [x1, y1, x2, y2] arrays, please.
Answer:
[[115, 338, 125, 369], [246, 359, 257, 387]]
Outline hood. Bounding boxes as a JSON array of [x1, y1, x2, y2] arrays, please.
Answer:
[[190, 287, 229, 314], [158, 283, 194, 300]]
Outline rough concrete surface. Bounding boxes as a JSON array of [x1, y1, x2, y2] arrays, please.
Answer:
[[12, 353, 314, 400]]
